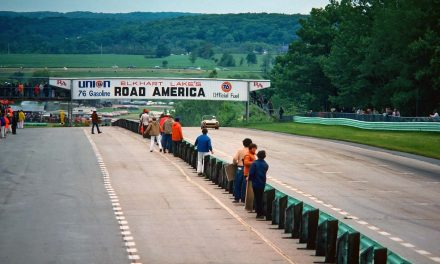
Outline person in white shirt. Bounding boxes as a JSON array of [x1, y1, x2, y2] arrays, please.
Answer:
[[140, 109, 150, 134]]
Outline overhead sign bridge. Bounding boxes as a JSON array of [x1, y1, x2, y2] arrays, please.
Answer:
[[50, 77, 270, 102]]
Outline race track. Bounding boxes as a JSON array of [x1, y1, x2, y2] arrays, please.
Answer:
[[184, 127, 440, 264]]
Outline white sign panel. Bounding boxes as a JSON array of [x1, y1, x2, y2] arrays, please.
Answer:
[[250, 80, 271, 91], [70, 78, 250, 101], [49, 78, 71, 90]]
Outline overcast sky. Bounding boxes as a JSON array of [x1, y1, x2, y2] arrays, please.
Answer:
[[0, 0, 329, 14]]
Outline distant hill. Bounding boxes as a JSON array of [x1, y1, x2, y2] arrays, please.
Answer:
[[0, 12, 306, 55], [0, 11, 197, 21]]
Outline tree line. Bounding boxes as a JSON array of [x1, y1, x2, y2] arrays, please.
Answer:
[[0, 12, 305, 56], [270, 0, 439, 116]]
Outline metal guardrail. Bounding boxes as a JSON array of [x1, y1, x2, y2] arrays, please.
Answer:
[[299, 112, 440, 123], [113, 118, 412, 264], [294, 116, 440, 132]]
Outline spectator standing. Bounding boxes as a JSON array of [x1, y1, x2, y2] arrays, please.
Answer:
[[278, 106, 285, 120], [17, 83, 24, 97], [244, 143, 257, 211], [59, 110, 65, 125], [11, 112, 18, 134], [91, 111, 102, 134], [268, 100, 274, 116], [171, 117, 183, 157], [159, 114, 168, 152], [5, 114, 11, 134], [430, 110, 439, 119], [34, 84, 39, 97], [249, 150, 269, 218], [145, 117, 162, 152], [39, 83, 44, 98], [139, 109, 150, 136], [0, 114, 6, 138], [18, 110, 25, 129], [232, 138, 252, 203], [162, 116, 174, 153], [195, 128, 213, 175]]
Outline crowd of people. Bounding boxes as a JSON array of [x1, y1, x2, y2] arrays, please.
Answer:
[[1, 82, 52, 98], [136, 108, 269, 219], [0, 105, 26, 141]]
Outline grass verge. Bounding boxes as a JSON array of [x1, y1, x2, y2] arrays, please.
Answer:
[[243, 122, 440, 160]]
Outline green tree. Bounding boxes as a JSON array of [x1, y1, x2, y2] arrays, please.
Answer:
[[162, 60, 168, 68], [155, 44, 170, 58], [246, 52, 257, 65], [218, 52, 236, 67], [208, 69, 218, 78], [189, 52, 197, 64]]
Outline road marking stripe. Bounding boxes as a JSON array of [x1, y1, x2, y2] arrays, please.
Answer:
[[416, 250, 431, 255], [356, 220, 368, 225], [84, 129, 141, 264], [367, 226, 379, 231], [431, 257, 440, 262], [378, 231, 390, 236], [390, 237, 403, 242], [127, 248, 138, 253], [401, 243, 415, 248]]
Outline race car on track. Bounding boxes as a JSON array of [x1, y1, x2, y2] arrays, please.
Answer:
[[201, 115, 219, 129]]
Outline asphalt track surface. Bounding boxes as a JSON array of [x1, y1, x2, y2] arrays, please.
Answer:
[[184, 127, 440, 264], [1, 126, 439, 264], [1, 127, 326, 264], [0, 128, 127, 264]]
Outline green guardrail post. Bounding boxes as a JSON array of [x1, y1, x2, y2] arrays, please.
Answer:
[[263, 187, 275, 221], [360, 246, 387, 264], [316, 219, 338, 262], [299, 208, 319, 249], [336, 231, 360, 264], [278, 195, 288, 229], [209, 157, 217, 181], [292, 201, 304, 239], [191, 148, 198, 169], [203, 155, 210, 176]]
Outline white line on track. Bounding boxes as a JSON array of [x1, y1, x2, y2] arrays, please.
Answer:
[[84, 129, 141, 264]]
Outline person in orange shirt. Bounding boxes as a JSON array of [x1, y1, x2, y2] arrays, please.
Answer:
[[4, 114, 11, 134], [243, 143, 257, 212], [171, 117, 183, 157]]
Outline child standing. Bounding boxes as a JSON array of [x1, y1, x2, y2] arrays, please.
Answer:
[[248, 150, 269, 219]]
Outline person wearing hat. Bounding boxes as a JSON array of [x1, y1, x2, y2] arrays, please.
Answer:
[[171, 117, 183, 157], [91, 110, 102, 134]]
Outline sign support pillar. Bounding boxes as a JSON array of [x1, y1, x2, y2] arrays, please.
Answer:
[[246, 81, 250, 123], [68, 79, 73, 127]]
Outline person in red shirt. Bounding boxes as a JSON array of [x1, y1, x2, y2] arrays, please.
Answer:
[[171, 117, 183, 157], [244, 143, 257, 212], [159, 114, 169, 152], [34, 84, 40, 97]]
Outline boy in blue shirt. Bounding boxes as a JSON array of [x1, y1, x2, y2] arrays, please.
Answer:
[[248, 150, 269, 219], [195, 128, 213, 175]]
